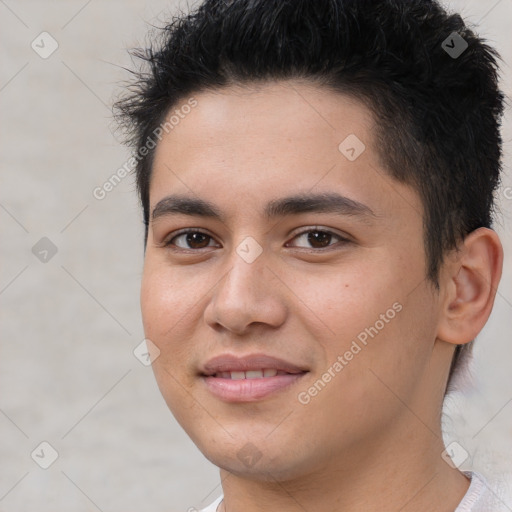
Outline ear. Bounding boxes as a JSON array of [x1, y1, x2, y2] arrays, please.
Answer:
[[436, 227, 503, 345]]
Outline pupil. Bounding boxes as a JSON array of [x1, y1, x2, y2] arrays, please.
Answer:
[[308, 231, 331, 248]]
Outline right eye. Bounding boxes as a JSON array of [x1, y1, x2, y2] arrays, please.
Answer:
[[164, 229, 219, 250]]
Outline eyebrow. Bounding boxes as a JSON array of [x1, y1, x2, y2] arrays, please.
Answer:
[[151, 192, 378, 224]]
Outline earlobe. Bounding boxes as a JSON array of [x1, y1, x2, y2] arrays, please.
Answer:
[[437, 227, 503, 345]]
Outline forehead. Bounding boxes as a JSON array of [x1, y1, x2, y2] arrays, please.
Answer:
[[149, 80, 422, 223], [156, 80, 375, 152]]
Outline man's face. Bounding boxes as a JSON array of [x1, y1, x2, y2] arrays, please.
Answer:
[[141, 81, 443, 479]]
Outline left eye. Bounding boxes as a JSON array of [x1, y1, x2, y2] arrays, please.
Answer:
[[287, 229, 348, 250]]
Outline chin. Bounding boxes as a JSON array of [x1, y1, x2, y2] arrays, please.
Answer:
[[195, 433, 318, 482]]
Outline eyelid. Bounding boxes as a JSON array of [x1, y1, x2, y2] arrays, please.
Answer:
[[287, 225, 351, 241]]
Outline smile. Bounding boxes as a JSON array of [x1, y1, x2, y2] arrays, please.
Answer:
[[200, 353, 309, 402]]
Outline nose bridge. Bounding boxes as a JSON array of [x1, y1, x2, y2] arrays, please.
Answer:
[[221, 235, 268, 303], [205, 235, 286, 333]]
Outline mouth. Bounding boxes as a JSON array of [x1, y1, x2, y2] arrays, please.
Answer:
[[200, 353, 309, 402], [209, 369, 296, 379]]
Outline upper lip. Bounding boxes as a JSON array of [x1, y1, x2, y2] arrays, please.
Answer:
[[201, 353, 309, 376]]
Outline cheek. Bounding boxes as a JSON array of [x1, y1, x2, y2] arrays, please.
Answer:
[[141, 255, 199, 329], [140, 262, 201, 420], [140, 260, 194, 363], [293, 263, 391, 343], [140, 267, 170, 341], [301, 259, 423, 382]]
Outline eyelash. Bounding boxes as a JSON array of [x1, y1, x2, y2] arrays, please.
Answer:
[[163, 227, 351, 252]]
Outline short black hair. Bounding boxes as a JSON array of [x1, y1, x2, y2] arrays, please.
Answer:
[[114, 0, 505, 392]]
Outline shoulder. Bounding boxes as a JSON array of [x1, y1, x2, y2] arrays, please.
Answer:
[[454, 471, 509, 512]]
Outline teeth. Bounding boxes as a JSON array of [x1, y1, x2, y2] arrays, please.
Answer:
[[246, 370, 263, 379], [215, 369, 280, 379]]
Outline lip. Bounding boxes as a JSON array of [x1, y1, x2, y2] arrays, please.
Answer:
[[200, 353, 309, 402]]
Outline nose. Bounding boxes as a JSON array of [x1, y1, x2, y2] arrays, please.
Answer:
[[203, 244, 287, 335]]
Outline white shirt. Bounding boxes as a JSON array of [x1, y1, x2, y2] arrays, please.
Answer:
[[197, 471, 503, 512]]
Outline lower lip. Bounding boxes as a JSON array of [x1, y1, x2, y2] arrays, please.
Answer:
[[202, 373, 307, 402]]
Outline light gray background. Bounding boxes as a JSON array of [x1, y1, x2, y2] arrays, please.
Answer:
[[1, 0, 511, 511]]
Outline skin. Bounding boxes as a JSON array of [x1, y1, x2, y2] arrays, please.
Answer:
[[141, 80, 503, 512]]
